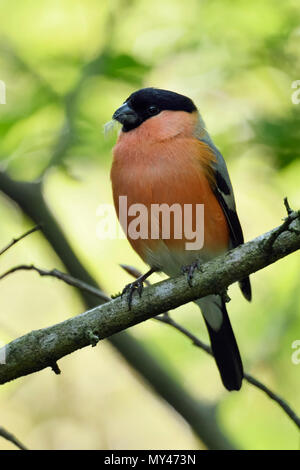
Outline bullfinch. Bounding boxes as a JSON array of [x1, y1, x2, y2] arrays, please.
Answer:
[[110, 87, 251, 391]]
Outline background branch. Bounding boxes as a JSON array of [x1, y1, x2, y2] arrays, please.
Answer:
[[0, 264, 110, 302], [0, 225, 41, 257], [156, 314, 300, 429], [0, 426, 27, 451]]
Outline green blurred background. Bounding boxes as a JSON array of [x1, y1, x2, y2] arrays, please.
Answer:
[[0, 0, 299, 450]]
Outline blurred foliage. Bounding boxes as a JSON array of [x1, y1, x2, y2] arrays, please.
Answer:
[[0, 0, 299, 450]]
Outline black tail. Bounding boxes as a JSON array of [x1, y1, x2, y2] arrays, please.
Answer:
[[239, 276, 252, 302], [204, 301, 244, 391]]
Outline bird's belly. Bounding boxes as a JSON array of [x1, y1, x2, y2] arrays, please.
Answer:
[[111, 136, 229, 273], [144, 241, 212, 277]]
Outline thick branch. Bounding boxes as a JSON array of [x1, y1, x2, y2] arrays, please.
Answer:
[[0, 212, 299, 388], [2, 261, 298, 429]]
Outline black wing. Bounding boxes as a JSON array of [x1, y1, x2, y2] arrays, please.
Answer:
[[194, 130, 252, 301], [213, 174, 252, 302]]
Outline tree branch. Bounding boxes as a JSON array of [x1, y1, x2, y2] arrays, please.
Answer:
[[155, 314, 300, 429], [0, 264, 110, 302], [122, 256, 300, 430], [0, 426, 27, 450], [0, 225, 41, 257], [0, 211, 299, 393], [2, 259, 298, 430]]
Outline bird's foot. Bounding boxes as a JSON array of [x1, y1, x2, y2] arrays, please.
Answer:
[[122, 267, 157, 310], [181, 260, 201, 287], [121, 278, 145, 310]]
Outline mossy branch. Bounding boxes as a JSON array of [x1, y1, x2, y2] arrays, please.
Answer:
[[0, 208, 299, 388]]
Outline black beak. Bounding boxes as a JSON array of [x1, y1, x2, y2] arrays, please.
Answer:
[[112, 103, 139, 131]]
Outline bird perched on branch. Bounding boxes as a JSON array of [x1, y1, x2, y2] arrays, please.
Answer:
[[110, 87, 251, 391]]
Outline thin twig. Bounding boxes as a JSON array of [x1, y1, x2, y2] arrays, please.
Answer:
[[0, 426, 27, 450], [0, 226, 41, 257], [119, 264, 151, 284], [243, 374, 300, 429], [155, 314, 300, 430], [284, 196, 293, 216], [263, 208, 300, 253], [121, 264, 300, 430], [155, 313, 212, 355], [0, 264, 110, 302]]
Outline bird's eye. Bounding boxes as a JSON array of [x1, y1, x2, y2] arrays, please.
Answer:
[[148, 105, 159, 115]]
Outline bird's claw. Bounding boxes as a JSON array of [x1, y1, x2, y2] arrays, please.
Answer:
[[122, 279, 145, 310], [181, 260, 201, 287]]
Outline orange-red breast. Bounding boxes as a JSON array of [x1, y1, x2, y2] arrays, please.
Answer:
[[111, 88, 251, 391]]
